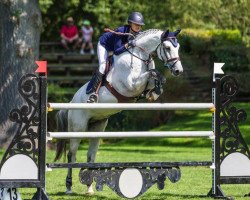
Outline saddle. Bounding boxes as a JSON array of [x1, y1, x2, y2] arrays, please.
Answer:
[[103, 55, 137, 103]]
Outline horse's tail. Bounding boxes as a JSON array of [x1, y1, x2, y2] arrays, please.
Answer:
[[54, 109, 68, 162]]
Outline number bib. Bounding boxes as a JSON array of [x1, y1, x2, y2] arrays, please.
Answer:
[[0, 188, 21, 200]]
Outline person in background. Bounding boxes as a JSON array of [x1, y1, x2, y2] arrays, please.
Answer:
[[86, 12, 144, 103], [60, 17, 80, 53], [80, 20, 94, 55]]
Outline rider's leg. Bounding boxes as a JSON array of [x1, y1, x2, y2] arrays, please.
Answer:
[[96, 42, 107, 74], [86, 42, 107, 103]]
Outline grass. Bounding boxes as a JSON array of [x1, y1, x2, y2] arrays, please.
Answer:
[[19, 146, 250, 200], [3, 103, 250, 199]]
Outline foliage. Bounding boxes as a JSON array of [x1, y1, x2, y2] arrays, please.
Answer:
[[39, 0, 250, 46], [179, 29, 249, 72], [48, 84, 77, 103]]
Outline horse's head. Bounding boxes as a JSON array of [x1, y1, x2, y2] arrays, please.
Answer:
[[156, 29, 183, 76]]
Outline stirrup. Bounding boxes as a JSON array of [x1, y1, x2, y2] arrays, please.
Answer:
[[87, 93, 98, 103]]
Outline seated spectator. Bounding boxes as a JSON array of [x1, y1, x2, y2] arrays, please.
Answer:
[[80, 20, 94, 55], [60, 17, 80, 53]]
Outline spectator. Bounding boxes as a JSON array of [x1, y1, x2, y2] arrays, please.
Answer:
[[60, 17, 80, 53], [80, 20, 94, 55]]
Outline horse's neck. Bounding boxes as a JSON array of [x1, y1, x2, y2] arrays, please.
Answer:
[[135, 31, 163, 54]]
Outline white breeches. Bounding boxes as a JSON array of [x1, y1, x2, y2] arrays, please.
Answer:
[[97, 42, 108, 74]]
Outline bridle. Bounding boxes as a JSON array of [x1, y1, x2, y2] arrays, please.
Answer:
[[126, 37, 180, 71], [126, 46, 153, 66], [155, 37, 180, 71]]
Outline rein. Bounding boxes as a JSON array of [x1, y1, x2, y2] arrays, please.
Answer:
[[104, 28, 135, 38], [126, 47, 153, 66]]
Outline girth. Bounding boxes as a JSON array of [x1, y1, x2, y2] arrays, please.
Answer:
[[104, 81, 137, 103]]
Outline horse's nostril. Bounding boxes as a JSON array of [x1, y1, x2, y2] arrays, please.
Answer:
[[175, 70, 179, 75]]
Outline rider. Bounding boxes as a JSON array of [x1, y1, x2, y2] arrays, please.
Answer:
[[86, 12, 145, 103]]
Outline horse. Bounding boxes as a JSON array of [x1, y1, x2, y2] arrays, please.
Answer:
[[54, 29, 183, 195]]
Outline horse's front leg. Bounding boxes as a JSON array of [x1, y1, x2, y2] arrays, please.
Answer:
[[65, 139, 81, 194], [86, 138, 100, 195], [132, 61, 156, 87], [132, 71, 151, 87]]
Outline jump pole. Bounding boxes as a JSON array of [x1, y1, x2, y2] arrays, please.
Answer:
[[48, 102, 215, 111], [48, 131, 214, 139]]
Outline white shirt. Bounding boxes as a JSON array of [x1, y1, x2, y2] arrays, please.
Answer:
[[82, 26, 93, 42]]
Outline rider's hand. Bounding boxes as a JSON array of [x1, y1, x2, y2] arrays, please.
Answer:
[[127, 40, 136, 48]]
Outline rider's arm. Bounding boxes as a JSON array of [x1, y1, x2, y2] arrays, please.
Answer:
[[113, 26, 130, 55], [113, 38, 127, 55]]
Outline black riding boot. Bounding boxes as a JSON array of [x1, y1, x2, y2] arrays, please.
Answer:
[[86, 71, 104, 103]]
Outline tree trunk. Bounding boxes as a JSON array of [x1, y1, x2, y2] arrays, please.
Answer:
[[0, 0, 42, 147]]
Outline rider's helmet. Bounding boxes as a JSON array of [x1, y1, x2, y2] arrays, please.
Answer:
[[83, 20, 91, 26], [127, 12, 145, 26]]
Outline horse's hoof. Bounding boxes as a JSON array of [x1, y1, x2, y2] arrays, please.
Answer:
[[65, 190, 72, 194]]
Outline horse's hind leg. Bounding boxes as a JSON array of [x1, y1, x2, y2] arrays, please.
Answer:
[[86, 118, 108, 195], [65, 138, 82, 194], [66, 110, 88, 194]]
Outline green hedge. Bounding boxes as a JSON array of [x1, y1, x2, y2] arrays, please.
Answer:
[[179, 29, 249, 72]]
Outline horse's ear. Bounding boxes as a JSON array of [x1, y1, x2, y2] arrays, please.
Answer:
[[161, 29, 169, 41], [174, 29, 181, 36]]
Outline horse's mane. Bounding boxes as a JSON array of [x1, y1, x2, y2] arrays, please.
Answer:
[[135, 29, 162, 41]]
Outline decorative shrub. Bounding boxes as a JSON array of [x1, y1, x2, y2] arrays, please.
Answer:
[[179, 29, 249, 72]]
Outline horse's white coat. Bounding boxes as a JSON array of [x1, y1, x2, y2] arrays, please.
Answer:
[[56, 29, 183, 194]]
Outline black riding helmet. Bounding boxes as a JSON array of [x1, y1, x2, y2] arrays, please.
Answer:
[[127, 12, 145, 26]]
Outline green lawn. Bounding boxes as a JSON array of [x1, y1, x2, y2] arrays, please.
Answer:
[[19, 145, 249, 200], [5, 103, 250, 199]]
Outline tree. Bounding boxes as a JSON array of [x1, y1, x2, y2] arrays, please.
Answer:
[[0, 0, 42, 146]]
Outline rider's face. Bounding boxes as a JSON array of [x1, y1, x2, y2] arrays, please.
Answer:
[[130, 23, 142, 33]]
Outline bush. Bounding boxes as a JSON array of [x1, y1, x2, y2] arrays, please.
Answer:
[[210, 46, 249, 72], [179, 28, 249, 72], [180, 29, 211, 56]]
